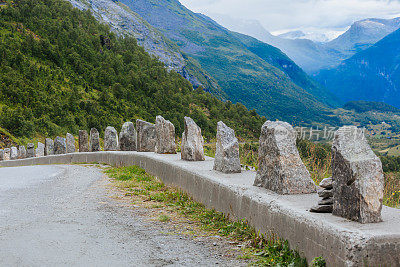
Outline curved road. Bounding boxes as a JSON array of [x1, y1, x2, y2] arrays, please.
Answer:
[[0, 165, 244, 266]]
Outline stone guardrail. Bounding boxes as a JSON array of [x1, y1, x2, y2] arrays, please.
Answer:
[[0, 151, 399, 266], [0, 116, 399, 266]]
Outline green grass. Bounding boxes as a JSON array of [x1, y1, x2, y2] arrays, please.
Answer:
[[105, 165, 325, 266]]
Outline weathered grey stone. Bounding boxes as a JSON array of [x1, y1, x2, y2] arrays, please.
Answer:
[[181, 117, 205, 161], [319, 198, 333, 205], [78, 130, 89, 152], [136, 120, 156, 152], [45, 138, 54, 156], [27, 143, 35, 158], [319, 177, 333, 189], [155, 116, 176, 154], [66, 133, 76, 153], [253, 121, 316, 194], [89, 128, 100, 152], [36, 142, 45, 157], [10, 146, 18, 160], [119, 122, 136, 151], [54, 137, 67, 155], [310, 205, 333, 213], [18, 146, 26, 159], [104, 127, 119, 151], [332, 126, 384, 224], [3, 148, 10, 161], [213, 121, 241, 173], [0, 149, 3, 161], [318, 189, 333, 199]]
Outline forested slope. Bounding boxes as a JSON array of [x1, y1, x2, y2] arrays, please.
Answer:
[[0, 0, 264, 139]]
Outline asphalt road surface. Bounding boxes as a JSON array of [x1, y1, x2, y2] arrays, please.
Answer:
[[0, 165, 245, 267]]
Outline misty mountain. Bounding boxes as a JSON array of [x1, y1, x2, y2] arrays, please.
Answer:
[[316, 28, 400, 108]]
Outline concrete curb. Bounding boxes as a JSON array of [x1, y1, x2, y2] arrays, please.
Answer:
[[1, 151, 399, 266]]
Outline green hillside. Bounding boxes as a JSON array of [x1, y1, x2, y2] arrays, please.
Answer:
[[118, 0, 338, 125], [0, 0, 264, 139]]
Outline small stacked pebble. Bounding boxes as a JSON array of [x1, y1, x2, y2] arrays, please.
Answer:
[[310, 177, 333, 213]]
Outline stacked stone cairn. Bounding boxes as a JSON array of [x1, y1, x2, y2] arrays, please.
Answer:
[[310, 177, 333, 213], [136, 120, 156, 152], [181, 117, 205, 161], [254, 121, 316, 194], [155, 116, 176, 154]]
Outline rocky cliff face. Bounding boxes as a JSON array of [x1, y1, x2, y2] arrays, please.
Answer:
[[67, 0, 221, 94]]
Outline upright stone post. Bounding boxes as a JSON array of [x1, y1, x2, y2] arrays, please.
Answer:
[[66, 133, 76, 153], [78, 130, 89, 152], [253, 121, 316, 194], [136, 120, 156, 152], [104, 127, 119, 151], [89, 128, 100, 152], [36, 142, 45, 157], [155, 116, 176, 154], [119, 122, 136, 151], [27, 143, 35, 158], [3, 148, 10, 160], [18, 146, 27, 159], [45, 138, 54, 156], [54, 137, 67, 155], [181, 117, 205, 161], [0, 149, 3, 161], [332, 126, 384, 223], [214, 121, 241, 173], [10, 147, 18, 160]]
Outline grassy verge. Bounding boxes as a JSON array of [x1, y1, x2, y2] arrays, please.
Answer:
[[105, 165, 326, 266]]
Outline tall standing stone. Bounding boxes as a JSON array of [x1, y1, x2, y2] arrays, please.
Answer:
[[54, 137, 67, 155], [3, 148, 11, 161], [181, 117, 205, 161], [66, 133, 76, 153], [253, 121, 316, 194], [136, 120, 156, 152], [155, 116, 176, 154], [78, 130, 89, 152], [89, 128, 100, 152], [45, 138, 54, 156], [0, 149, 3, 161], [10, 147, 18, 160], [18, 146, 27, 159], [214, 121, 241, 173], [36, 142, 45, 157], [27, 143, 35, 158], [104, 127, 119, 151], [332, 126, 384, 223], [119, 122, 137, 151]]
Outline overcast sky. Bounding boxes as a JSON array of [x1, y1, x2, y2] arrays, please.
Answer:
[[180, 0, 400, 35]]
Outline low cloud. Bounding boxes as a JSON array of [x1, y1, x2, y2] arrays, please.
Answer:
[[180, 0, 400, 32]]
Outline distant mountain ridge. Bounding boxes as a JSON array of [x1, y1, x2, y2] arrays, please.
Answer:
[[212, 15, 400, 74], [114, 0, 339, 124], [316, 28, 400, 108]]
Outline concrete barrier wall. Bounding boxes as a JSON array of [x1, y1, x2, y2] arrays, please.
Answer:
[[1, 151, 400, 266]]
